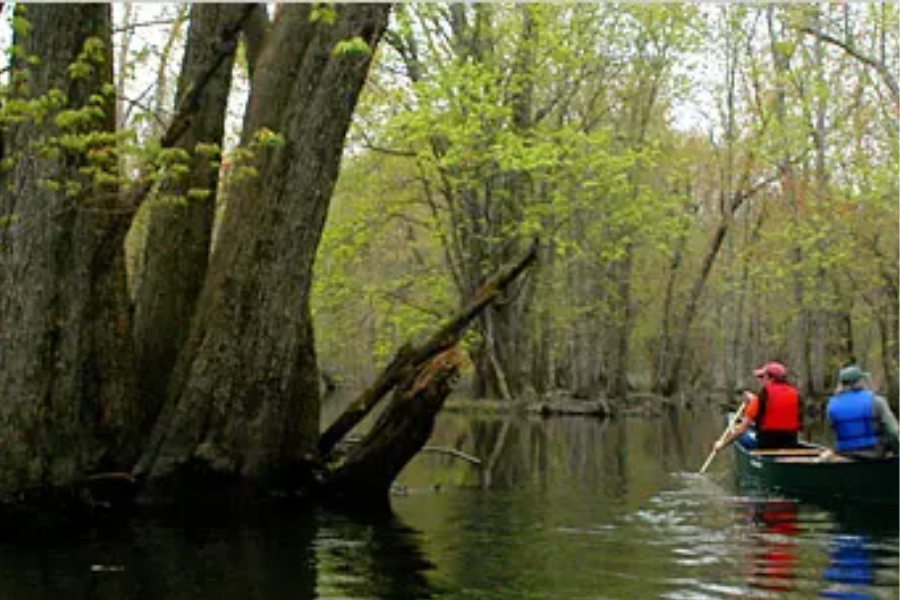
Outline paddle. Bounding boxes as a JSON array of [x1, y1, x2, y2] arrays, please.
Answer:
[[699, 399, 747, 474]]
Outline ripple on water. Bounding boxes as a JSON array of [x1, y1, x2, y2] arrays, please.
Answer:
[[627, 475, 899, 600]]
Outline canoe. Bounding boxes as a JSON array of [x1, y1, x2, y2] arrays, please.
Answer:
[[732, 432, 899, 507]]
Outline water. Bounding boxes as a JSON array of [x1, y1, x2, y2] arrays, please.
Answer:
[[1, 406, 897, 599]]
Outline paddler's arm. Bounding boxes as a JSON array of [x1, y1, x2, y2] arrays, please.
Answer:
[[714, 392, 759, 452], [872, 395, 899, 441]]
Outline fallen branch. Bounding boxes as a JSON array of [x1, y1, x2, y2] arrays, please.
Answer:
[[319, 348, 464, 504], [340, 439, 482, 465], [317, 240, 539, 458]]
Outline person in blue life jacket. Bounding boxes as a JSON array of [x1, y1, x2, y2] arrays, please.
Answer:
[[826, 365, 899, 459]]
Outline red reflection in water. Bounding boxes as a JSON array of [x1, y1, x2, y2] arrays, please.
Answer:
[[745, 498, 799, 593]]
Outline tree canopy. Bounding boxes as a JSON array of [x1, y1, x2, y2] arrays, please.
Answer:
[[317, 3, 898, 403]]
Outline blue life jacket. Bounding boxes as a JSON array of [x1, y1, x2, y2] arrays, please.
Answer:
[[827, 389, 878, 451]]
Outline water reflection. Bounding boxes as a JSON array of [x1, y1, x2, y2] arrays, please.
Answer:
[[398, 409, 898, 600], [0, 508, 440, 600], [2, 407, 897, 600], [821, 535, 874, 599], [316, 511, 436, 600], [744, 498, 800, 594], [0, 512, 319, 600]]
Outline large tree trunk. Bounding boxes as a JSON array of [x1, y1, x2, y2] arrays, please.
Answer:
[[0, 5, 136, 494], [136, 4, 392, 496], [132, 4, 247, 438]]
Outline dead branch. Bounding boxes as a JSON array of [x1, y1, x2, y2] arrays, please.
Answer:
[[420, 446, 481, 465], [317, 240, 539, 458], [318, 348, 464, 503]]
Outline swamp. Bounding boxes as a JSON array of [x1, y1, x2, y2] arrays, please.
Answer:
[[0, 4, 896, 598]]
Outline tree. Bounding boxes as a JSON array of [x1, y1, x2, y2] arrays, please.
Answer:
[[131, 4, 248, 441], [0, 4, 136, 493], [0, 3, 403, 508], [136, 4, 393, 495], [320, 3, 896, 404]]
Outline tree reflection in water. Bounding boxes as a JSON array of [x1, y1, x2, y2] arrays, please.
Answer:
[[316, 510, 436, 600], [0, 507, 437, 600], [1, 410, 896, 600]]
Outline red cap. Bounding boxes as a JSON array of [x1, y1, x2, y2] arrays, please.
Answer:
[[754, 362, 787, 378]]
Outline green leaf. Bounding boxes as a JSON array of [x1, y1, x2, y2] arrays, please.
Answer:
[[333, 37, 371, 58]]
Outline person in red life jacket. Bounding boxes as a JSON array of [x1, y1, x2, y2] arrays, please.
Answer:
[[826, 365, 899, 459], [714, 361, 802, 451]]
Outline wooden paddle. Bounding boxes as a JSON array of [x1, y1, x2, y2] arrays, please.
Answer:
[[699, 399, 747, 474]]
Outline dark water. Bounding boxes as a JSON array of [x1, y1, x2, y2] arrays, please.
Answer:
[[2, 406, 897, 599]]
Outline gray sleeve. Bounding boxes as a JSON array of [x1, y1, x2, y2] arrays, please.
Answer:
[[872, 395, 899, 438]]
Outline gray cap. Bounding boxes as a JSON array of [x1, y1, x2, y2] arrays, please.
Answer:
[[838, 366, 868, 384]]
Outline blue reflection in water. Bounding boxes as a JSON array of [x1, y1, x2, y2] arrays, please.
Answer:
[[820, 534, 875, 600]]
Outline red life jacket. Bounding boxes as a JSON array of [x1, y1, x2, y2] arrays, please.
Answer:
[[758, 382, 800, 433]]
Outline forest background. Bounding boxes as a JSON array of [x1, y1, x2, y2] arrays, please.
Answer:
[[309, 3, 898, 405]]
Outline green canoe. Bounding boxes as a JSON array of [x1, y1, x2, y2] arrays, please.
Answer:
[[733, 433, 899, 507]]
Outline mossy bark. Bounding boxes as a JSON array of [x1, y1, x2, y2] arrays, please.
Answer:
[[136, 5, 392, 495], [132, 4, 248, 441], [0, 5, 136, 495]]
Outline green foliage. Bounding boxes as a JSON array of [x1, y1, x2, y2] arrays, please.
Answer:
[[67, 37, 108, 80], [314, 147, 454, 376], [0, 13, 290, 224], [11, 2, 891, 396], [314, 3, 897, 396], [333, 37, 371, 59], [311, 4, 337, 25], [252, 127, 285, 148]]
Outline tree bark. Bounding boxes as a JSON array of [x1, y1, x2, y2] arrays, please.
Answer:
[[136, 4, 392, 495], [0, 5, 136, 494], [319, 348, 463, 507], [132, 4, 246, 440]]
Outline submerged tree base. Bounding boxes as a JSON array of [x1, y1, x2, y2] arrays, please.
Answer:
[[318, 348, 463, 508], [0, 244, 539, 528], [0, 472, 137, 536]]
